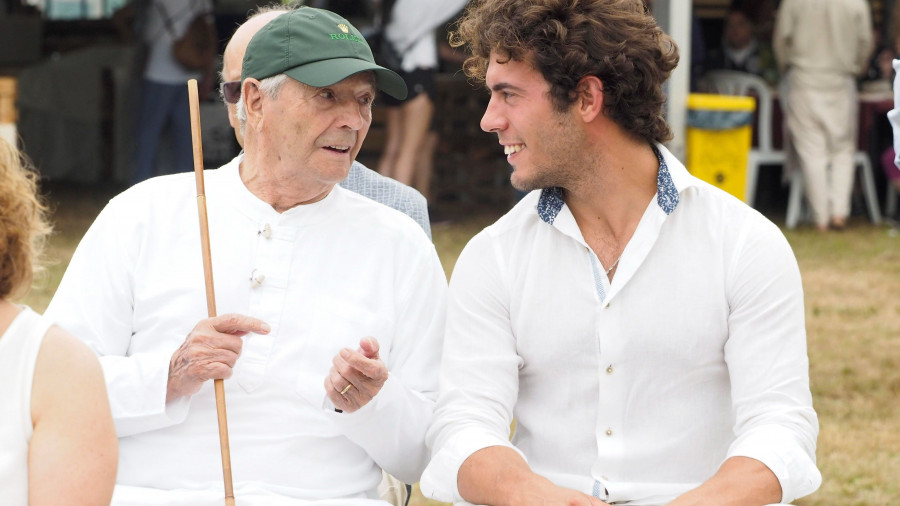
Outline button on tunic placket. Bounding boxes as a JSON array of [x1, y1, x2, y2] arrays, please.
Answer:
[[233, 221, 297, 392]]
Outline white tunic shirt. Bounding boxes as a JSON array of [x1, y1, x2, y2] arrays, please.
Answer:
[[46, 156, 446, 503], [421, 145, 821, 505]]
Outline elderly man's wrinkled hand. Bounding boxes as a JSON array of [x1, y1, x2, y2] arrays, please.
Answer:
[[325, 337, 388, 413], [166, 313, 270, 402]]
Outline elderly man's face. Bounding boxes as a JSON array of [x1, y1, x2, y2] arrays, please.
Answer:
[[260, 72, 376, 186]]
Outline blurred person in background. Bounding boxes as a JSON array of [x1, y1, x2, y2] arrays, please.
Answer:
[[774, 0, 873, 231], [707, 8, 779, 85], [375, 0, 468, 201], [0, 137, 118, 505], [861, 28, 897, 89], [132, 0, 214, 185]]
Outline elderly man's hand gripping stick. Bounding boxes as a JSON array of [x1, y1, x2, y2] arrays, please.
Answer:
[[166, 313, 271, 403]]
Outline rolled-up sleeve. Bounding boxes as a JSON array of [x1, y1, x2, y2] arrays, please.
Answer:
[[723, 217, 821, 502]]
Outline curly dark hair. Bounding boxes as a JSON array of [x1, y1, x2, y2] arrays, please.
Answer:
[[452, 0, 679, 144], [0, 137, 51, 300]]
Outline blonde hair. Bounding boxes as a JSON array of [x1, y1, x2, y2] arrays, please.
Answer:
[[0, 138, 51, 299]]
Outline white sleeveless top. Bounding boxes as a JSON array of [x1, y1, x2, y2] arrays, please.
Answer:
[[0, 307, 52, 505]]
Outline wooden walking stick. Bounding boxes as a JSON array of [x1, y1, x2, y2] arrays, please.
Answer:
[[187, 78, 236, 506]]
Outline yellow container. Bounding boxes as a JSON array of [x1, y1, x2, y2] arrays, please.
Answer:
[[686, 93, 756, 202]]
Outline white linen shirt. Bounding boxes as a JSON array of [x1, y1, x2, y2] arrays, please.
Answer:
[[420, 145, 821, 505], [46, 155, 446, 503]]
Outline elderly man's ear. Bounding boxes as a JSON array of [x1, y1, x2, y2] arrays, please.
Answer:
[[242, 78, 265, 132]]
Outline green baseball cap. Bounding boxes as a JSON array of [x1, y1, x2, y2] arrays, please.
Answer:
[[242, 7, 407, 100]]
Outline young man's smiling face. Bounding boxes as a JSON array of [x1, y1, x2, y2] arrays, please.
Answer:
[[480, 52, 587, 192]]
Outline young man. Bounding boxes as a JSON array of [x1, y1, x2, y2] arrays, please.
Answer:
[[47, 8, 446, 505], [421, 1, 821, 505]]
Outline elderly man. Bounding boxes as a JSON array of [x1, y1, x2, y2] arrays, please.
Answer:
[[47, 7, 446, 505], [220, 6, 431, 238], [421, 1, 820, 505]]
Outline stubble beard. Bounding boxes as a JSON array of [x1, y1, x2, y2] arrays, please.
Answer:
[[510, 115, 588, 193], [510, 163, 576, 192]]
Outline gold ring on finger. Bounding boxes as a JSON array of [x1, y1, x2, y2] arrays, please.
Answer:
[[340, 383, 352, 395]]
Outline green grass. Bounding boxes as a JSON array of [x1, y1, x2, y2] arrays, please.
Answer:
[[782, 226, 900, 505], [17, 188, 900, 505]]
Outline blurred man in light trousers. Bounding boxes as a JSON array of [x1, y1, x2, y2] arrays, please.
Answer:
[[774, 0, 873, 231]]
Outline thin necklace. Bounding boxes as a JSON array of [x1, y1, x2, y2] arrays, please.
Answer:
[[605, 254, 622, 276]]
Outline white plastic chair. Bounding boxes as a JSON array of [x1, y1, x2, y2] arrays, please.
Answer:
[[785, 152, 883, 228], [703, 70, 882, 228]]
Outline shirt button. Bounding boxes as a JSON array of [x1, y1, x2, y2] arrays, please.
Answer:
[[604, 302, 611, 309], [605, 428, 613, 436], [259, 223, 272, 239], [250, 269, 265, 287], [606, 365, 614, 374]]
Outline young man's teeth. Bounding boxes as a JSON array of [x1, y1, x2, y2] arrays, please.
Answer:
[[504, 144, 524, 155]]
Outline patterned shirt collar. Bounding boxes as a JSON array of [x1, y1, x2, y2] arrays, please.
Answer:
[[536, 144, 679, 225]]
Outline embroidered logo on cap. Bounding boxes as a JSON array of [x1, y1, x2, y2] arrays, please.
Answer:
[[329, 31, 364, 42], [338, 23, 349, 33]]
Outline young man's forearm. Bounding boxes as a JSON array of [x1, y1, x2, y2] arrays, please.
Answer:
[[458, 446, 607, 506], [668, 456, 782, 506]]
